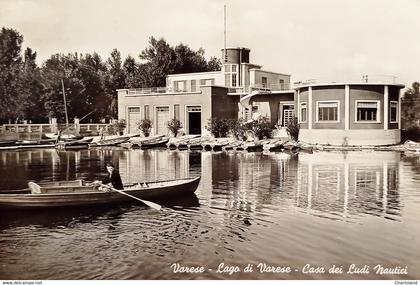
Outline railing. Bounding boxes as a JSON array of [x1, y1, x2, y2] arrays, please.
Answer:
[[127, 86, 199, 96], [228, 83, 294, 94], [1, 123, 112, 134], [293, 74, 400, 87]]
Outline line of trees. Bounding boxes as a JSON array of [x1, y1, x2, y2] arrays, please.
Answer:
[[0, 27, 221, 124]]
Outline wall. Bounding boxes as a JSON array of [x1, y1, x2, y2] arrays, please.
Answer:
[[250, 92, 295, 127], [118, 89, 211, 135], [167, 71, 224, 89], [250, 69, 290, 87], [208, 86, 239, 120], [349, 85, 384, 130], [300, 129, 400, 145], [312, 86, 345, 130]]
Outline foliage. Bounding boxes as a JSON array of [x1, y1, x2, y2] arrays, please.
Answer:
[[286, 117, 300, 142], [228, 118, 248, 141], [401, 126, 420, 143], [206, 118, 231, 138], [112, 119, 126, 135], [0, 28, 24, 122], [138, 37, 221, 87], [401, 82, 420, 129], [167, 118, 183, 137], [137, 119, 152, 137], [0, 27, 221, 123], [246, 117, 273, 140]]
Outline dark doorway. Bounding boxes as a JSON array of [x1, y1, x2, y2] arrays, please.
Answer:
[[188, 112, 201, 135]]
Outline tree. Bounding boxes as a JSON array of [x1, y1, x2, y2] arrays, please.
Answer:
[[139, 37, 177, 87], [0, 27, 24, 122], [123, 55, 140, 88], [20, 48, 45, 122], [138, 37, 222, 88], [105, 49, 126, 118], [401, 82, 420, 129]]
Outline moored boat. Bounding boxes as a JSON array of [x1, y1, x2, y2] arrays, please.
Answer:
[[403, 140, 420, 153], [140, 137, 169, 149], [0, 177, 200, 208], [89, 136, 132, 147], [56, 138, 93, 150]]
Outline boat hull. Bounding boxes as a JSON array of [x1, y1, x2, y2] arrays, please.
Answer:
[[0, 177, 200, 209]]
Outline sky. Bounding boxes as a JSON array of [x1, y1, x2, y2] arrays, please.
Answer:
[[1, 0, 419, 88]]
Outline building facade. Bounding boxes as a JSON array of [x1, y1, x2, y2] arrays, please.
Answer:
[[118, 46, 405, 145], [118, 47, 292, 136], [295, 82, 404, 145]]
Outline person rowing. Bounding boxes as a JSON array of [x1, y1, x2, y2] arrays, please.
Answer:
[[94, 162, 124, 191]]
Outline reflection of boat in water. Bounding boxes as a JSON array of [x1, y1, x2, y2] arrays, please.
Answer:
[[0, 177, 200, 209], [0, 193, 200, 230], [56, 138, 93, 150]]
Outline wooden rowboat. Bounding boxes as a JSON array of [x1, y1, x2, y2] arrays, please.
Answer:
[[89, 136, 132, 147], [0, 177, 200, 209]]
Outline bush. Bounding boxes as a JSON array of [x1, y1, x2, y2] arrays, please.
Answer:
[[246, 117, 273, 140], [229, 118, 248, 141], [401, 126, 420, 142], [286, 117, 300, 142], [137, 119, 152, 137], [205, 118, 230, 138], [167, 118, 183, 137], [110, 119, 126, 135]]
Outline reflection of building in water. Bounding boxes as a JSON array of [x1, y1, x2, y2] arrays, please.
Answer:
[[118, 150, 190, 182], [205, 152, 296, 212], [297, 152, 400, 219]]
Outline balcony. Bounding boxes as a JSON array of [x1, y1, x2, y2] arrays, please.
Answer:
[[126, 86, 200, 96], [228, 83, 294, 94], [293, 74, 400, 87]]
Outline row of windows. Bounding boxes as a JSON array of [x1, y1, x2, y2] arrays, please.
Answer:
[[128, 105, 202, 120], [173, 79, 214, 92], [299, 101, 399, 123]]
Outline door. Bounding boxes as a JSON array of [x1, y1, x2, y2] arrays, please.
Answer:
[[156, 106, 170, 135], [282, 105, 295, 127], [127, 107, 141, 134], [187, 106, 202, 135]]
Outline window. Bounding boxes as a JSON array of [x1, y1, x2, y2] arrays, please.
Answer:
[[317, 101, 339, 122], [128, 107, 140, 113], [232, 74, 237, 87], [187, 106, 201, 112], [224, 64, 238, 87], [356, 101, 379, 122], [224, 74, 230, 86], [191, 80, 196, 92], [144, 105, 150, 120], [174, 104, 180, 120], [175, 81, 185, 91], [262, 77, 268, 88], [200, 79, 214, 86], [300, 102, 307, 122], [279, 79, 285, 89], [390, 101, 398, 123]]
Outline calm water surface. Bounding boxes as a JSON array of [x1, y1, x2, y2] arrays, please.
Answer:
[[0, 149, 419, 280]]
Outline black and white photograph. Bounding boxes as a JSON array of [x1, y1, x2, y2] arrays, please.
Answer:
[[0, 0, 419, 283]]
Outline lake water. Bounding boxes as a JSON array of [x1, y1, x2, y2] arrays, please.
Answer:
[[0, 149, 419, 280]]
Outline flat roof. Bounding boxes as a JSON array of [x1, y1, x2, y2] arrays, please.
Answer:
[[167, 70, 222, 77], [294, 82, 405, 89]]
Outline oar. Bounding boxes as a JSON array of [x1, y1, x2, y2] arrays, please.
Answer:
[[99, 183, 162, 211]]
